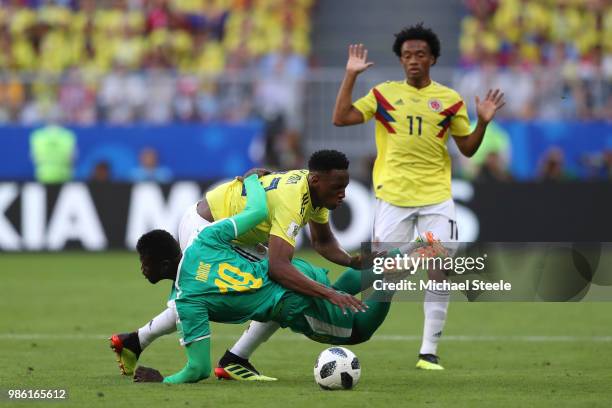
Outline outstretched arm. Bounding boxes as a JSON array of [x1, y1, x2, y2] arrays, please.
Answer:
[[332, 44, 373, 126], [231, 174, 269, 236], [268, 235, 367, 315], [453, 89, 505, 157], [133, 338, 211, 384]]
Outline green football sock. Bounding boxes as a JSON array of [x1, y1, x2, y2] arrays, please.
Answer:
[[332, 267, 368, 295], [351, 289, 397, 343]]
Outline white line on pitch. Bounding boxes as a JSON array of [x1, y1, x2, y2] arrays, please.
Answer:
[[1, 333, 611, 342]]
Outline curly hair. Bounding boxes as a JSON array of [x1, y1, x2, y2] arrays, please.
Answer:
[[136, 229, 181, 262], [308, 150, 349, 172], [392, 23, 441, 63]]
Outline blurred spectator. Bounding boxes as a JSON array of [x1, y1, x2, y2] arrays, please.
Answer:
[[574, 45, 612, 120], [196, 81, 222, 121], [0, 0, 314, 125], [142, 70, 175, 123], [98, 63, 147, 123], [90, 160, 112, 182], [581, 149, 612, 180], [476, 152, 512, 182], [58, 67, 96, 124], [538, 147, 573, 182], [29, 123, 77, 184], [0, 74, 25, 123], [464, 0, 498, 17], [256, 37, 307, 168], [457, 120, 511, 180], [459, 0, 612, 120], [130, 147, 173, 182]]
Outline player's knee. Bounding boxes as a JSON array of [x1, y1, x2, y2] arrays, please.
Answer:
[[346, 328, 372, 345]]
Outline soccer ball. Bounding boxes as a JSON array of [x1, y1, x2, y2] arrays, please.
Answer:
[[313, 347, 361, 390]]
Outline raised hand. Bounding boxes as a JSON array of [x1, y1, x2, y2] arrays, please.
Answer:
[[476, 89, 505, 124], [346, 44, 374, 74]]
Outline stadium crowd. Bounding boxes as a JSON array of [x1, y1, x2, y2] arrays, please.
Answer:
[[3, 0, 610, 182], [0, 0, 311, 125], [457, 0, 612, 121]]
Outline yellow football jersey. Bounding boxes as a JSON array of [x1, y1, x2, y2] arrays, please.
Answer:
[[205, 170, 329, 247], [354, 80, 470, 207]]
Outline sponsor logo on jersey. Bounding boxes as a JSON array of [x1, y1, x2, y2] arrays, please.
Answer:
[[287, 221, 300, 239], [394, 98, 404, 106], [428, 98, 443, 112], [286, 173, 302, 184]]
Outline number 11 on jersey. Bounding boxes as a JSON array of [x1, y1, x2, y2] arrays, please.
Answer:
[[407, 115, 422, 136]]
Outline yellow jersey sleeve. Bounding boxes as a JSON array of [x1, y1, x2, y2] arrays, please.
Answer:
[[353, 88, 376, 122], [450, 94, 471, 137], [269, 205, 303, 247]]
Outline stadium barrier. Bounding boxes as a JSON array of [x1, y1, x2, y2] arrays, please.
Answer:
[[0, 180, 609, 251]]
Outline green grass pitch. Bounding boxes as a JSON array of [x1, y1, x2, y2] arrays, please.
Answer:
[[1, 251, 611, 407]]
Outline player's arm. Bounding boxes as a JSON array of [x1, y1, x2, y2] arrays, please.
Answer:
[[232, 174, 268, 236], [453, 89, 506, 158], [203, 174, 268, 244], [308, 220, 361, 269], [236, 167, 272, 182], [332, 44, 373, 126], [268, 235, 367, 314], [133, 338, 211, 384]]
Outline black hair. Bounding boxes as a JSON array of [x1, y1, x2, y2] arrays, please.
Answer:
[[392, 23, 441, 63], [136, 229, 181, 262], [308, 150, 349, 172]]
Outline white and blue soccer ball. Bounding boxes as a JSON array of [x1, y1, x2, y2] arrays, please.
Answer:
[[314, 347, 361, 390]]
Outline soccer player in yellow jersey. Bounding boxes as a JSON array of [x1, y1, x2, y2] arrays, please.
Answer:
[[332, 24, 505, 370], [111, 150, 367, 379]]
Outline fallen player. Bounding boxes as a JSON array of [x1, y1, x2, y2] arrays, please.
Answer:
[[129, 174, 441, 383]]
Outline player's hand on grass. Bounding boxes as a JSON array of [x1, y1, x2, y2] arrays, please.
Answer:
[[133, 366, 164, 383], [476, 88, 505, 124], [346, 44, 374, 75], [326, 290, 368, 314]]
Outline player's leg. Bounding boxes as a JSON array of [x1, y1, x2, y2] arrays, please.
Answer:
[[347, 288, 396, 344], [414, 198, 458, 370], [292, 285, 396, 346], [332, 265, 377, 295], [219, 200, 420, 377], [214, 320, 281, 380], [282, 243, 437, 346], [110, 202, 208, 375], [215, 244, 280, 380], [372, 198, 418, 248], [228, 320, 279, 361], [110, 303, 178, 376]]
